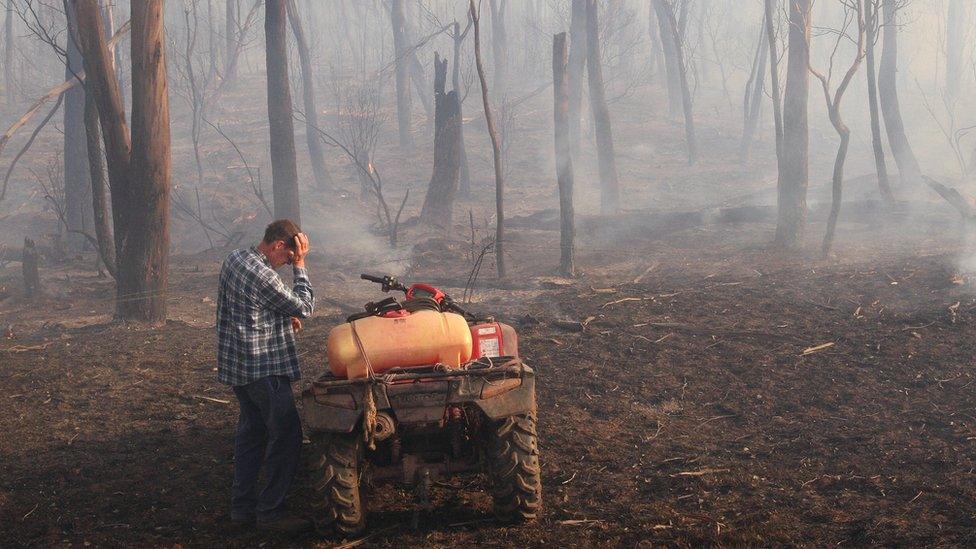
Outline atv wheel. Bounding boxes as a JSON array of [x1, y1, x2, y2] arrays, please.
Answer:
[[312, 433, 366, 536], [486, 413, 542, 522]]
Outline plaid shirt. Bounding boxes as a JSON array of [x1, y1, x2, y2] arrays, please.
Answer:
[[216, 247, 315, 386]]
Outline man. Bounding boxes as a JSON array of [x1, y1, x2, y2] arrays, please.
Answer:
[[216, 219, 315, 532]]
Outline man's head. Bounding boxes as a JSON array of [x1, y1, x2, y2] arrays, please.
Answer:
[[257, 219, 301, 268]]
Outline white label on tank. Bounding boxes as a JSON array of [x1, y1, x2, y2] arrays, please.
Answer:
[[477, 326, 497, 335], [479, 337, 500, 357]]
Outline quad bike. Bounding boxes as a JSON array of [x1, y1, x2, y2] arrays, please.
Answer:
[[302, 274, 541, 536]]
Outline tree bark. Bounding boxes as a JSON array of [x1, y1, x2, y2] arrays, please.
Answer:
[[865, 0, 893, 202], [553, 32, 575, 277], [4, 1, 14, 105], [653, 0, 682, 117], [452, 20, 471, 196], [586, 0, 620, 215], [83, 80, 117, 278], [764, 0, 783, 159], [64, 4, 94, 250], [265, 0, 301, 223], [390, 0, 414, 148], [488, 0, 508, 102], [420, 53, 461, 228], [739, 20, 768, 162], [567, 0, 587, 156], [286, 0, 333, 191], [469, 0, 506, 279], [657, 0, 697, 164], [879, 0, 921, 185], [224, 0, 238, 83], [124, 0, 172, 322], [774, 0, 811, 249]]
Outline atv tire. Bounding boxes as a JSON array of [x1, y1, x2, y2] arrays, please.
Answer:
[[312, 433, 366, 537], [486, 413, 542, 522]]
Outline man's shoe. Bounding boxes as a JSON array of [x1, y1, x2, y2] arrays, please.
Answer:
[[256, 515, 314, 533]]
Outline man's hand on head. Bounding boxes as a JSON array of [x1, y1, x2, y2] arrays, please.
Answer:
[[290, 233, 310, 268], [291, 317, 303, 332]]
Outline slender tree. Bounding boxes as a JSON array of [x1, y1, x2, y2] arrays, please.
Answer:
[[809, 0, 866, 255], [265, 0, 301, 223], [654, 0, 682, 117], [469, 0, 506, 279], [567, 0, 586, 156], [740, 18, 768, 162], [4, 1, 14, 106], [879, 0, 921, 185], [64, 4, 94, 250], [765, 0, 784, 159], [224, 0, 238, 83], [655, 0, 697, 164], [390, 0, 414, 148], [865, 0, 893, 201], [488, 0, 508, 101], [286, 0, 333, 191], [450, 18, 473, 196], [774, 0, 811, 248], [946, 0, 966, 101], [553, 32, 575, 276], [586, 0, 620, 214]]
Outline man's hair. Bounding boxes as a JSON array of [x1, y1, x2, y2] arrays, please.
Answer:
[[262, 219, 301, 249]]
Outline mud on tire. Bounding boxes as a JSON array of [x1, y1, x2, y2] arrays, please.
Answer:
[[486, 413, 542, 522], [312, 433, 366, 536]]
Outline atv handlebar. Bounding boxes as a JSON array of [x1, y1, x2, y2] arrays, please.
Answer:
[[360, 273, 406, 293]]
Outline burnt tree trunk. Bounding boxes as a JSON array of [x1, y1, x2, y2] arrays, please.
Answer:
[[647, 1, 665, 86], [653, 0, 682, 117], [586, 0, 620, 215], [123, 0, 172, 322], [488, 0, 508, 102], [4, 1, 14, 105], [22, 238, 40, 299], [865, 0, 893, 202], [224, 0, 238, 83], [420, 54, 461, 229], [452, 20, 471, 196], [469, 0, 506, 279], [390, 0, 414, 148], [774, 0, 811, 249], [764, 0, 783, 159], [567, 0, 587, 156], [286, 0, 333, 191], [739, 20, 768, 162], [64, 5, 94, 250], [879, 0, 921, 185], [265, 0, 301, 223], [657, 0, 697, 164], [83, 82, 117, 278], [553, 32, 575, 277]]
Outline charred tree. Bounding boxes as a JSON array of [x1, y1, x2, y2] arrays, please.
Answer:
[[653, 0, 682, 117], [469, 0, 506, 279], [76, 0, 171, 321], [774, 0, 811, 249], [125, 0, 172, 322], [553, 32, 575, 277], [865, 0, 893, 202], [765, 0, 784, 159], [265, 0, 301, 223], [420, 54, 461, 229], [286, 0, 333, 191], [586, 0, 620, 214], [656, 0, 697, 164], [390, 0, 414, 148], [64, 4, 94, 250], [810, 0, 866, 256], [4, 1, 13, 105], [739, 20, 768, 162], [451, 19, 472, 196], [224, 0, 238, 83], [83, 83, 116, 278], [488, 0, 508, 102], [879, 0, 921, 185], [567, 0, 586, 156], [22, 238, 40, 299]]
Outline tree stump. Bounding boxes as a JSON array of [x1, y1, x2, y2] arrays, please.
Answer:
[[22, 238, 40, 299]]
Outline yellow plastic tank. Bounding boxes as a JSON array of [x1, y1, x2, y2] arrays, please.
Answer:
[[327, 310, 473, 379]]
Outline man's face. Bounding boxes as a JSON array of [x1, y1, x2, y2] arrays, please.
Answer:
[[266, 239, 296, 268]]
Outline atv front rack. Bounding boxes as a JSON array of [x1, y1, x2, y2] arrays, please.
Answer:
[[309, 357, 526, 388]]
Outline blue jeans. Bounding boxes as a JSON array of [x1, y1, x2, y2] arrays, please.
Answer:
[[231, 375, 302, 521]]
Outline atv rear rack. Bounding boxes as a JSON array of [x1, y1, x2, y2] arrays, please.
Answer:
[[310, 357, 526, 389]]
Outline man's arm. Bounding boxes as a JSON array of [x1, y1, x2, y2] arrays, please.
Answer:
[[255, 233, 314, 318]]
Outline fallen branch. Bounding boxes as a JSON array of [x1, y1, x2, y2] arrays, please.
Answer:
[[673, 468, 730, 477], [192, 395, 230, 404], [800, 342, 835, 356], [0, 94, 64, 203]]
